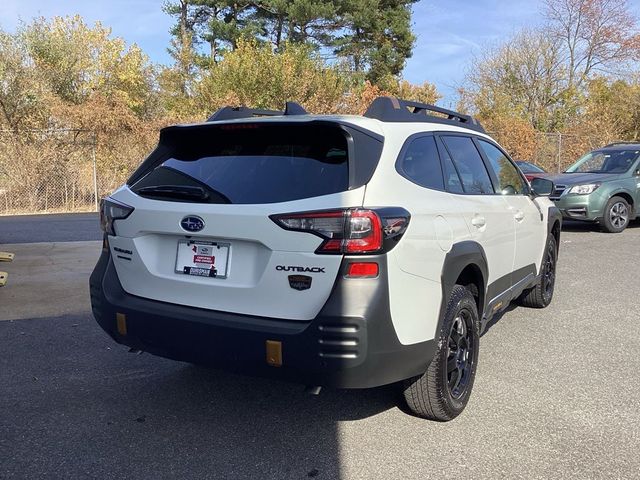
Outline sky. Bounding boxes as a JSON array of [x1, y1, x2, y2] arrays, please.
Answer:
[[1, 0, 639, 106]]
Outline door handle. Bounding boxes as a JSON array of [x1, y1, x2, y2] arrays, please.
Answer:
[[514, 210, 525, 222], [471, 215, 486, 228]]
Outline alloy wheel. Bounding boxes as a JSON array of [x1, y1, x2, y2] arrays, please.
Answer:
[[447, 310, 474, 399], [542, 240, 557, 301], [609, 201, 629, 230]]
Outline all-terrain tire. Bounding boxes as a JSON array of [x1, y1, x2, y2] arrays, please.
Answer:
[[601, 196, 631, 233], [518, 235, 557, 308], [402, 285, 479, 421]]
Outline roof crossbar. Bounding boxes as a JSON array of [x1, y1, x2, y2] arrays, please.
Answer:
[[207, 101, 307, 122], [363, 96, 486, 133]]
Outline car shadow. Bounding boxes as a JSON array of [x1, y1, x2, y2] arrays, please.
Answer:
[[481, 302, 518, 337], [0, 314, 399, 479], [561, 219, 640, 233], [560, 219, 602, 233]]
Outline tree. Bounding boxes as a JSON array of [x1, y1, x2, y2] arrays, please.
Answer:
[[196, 39, 350, 114], [163, 0, 417, 85], [544, 0, 640, 90], [255, 0, 334, 49], [0, 31, 51, 131], [21, 15, 155, 116], [334, 0, 417, 82], [461, 29, 568, 131]]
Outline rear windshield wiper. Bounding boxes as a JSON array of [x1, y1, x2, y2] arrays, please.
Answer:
[[136, 185, 211, 202]]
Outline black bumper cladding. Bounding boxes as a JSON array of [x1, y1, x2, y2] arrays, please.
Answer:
[[89, 247, 436, 389]]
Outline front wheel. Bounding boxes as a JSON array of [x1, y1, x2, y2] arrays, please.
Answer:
[[402, 285, 479, 421], [601, 196, 630, 233]]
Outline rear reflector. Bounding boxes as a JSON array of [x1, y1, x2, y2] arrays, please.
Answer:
[[346, 262, 379, 278], [116, 312, 127, 336], [266, 340, 283, 367]]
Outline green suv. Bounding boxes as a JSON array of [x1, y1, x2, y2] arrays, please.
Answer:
[[547, 143, 640, 233]]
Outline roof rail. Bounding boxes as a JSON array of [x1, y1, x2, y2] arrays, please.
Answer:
[[602, 141, 640, 148], [207, 101, 307, 122], [363, 96, 486, 133]]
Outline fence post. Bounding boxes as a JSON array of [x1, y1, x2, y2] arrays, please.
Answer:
[[557, 133, 563, 173], [92, 132, 98, 212]]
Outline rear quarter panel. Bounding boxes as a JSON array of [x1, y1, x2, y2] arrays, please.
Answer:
[[363, 127, 472, 345]]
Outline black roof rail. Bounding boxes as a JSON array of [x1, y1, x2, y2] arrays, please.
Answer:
[[207, 101, 307, 122], [602, 141, 640, 148], [363, 96, 486, 133]]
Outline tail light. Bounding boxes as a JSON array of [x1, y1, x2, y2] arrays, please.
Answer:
[[270, 208, 410, 255], [100, 198, 134, 236]]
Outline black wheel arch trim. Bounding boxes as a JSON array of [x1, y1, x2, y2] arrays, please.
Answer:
[[437, 241, 488, 338], [547, 205, 562, 246]]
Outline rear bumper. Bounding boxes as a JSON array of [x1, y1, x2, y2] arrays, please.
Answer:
[[89, 245, 435, 389]]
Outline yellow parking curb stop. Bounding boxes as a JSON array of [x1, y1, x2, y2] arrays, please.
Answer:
[[0, 252, 15, 262], [0, 272, 7, 287]]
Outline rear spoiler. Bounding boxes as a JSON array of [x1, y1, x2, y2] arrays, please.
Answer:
[[206, 102, 307, 122]]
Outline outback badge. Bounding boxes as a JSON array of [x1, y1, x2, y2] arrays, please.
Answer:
[[288, 275, 312, 291]]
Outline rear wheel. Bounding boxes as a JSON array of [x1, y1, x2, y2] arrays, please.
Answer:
[[518, 235, 557, 308], [601, 196, 630, 233], [402, 285, 479, 421]]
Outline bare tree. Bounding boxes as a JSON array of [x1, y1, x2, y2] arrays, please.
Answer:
[[463, 29, 567, 130], [544, 0, 640, 89]]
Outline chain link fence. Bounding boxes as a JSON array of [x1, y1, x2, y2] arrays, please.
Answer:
[[528, 132, 611, 174], [0, 128, 622, 216], [0, 129, 128, 215], [490, 131, 616, 174]]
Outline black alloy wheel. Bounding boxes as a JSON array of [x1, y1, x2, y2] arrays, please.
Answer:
[[447, 309, 475, 400]]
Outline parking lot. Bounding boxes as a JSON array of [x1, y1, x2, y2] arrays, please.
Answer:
[[1, 213, 639, 479]]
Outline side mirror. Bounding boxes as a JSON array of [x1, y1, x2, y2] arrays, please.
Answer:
[[635, 169, 640, 177], [531, 177, 554, 197]]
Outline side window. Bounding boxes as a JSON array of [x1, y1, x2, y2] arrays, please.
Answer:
[[398, 136, 444, 190], [441, 136, 494, 194], [436, 137, 464, 194], [477, 140, 526, 195]]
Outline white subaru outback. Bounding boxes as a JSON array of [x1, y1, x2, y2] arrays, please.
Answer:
[[90, 97, 561, 421]]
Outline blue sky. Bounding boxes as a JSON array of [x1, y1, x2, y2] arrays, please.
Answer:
[[1, 0, 639, 106]]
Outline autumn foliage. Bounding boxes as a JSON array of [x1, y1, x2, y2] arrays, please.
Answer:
[[0, 15, 437, 213]]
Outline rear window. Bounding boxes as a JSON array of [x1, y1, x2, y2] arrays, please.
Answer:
[[132, 124, 350, 204]]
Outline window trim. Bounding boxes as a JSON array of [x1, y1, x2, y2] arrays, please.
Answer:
[[394, 132, 447, 192]]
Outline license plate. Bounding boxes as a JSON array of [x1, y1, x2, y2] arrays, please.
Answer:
[[175, 240, 230, 279]]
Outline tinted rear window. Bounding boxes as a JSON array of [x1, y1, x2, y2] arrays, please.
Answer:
[[132, 124, 350, 204]]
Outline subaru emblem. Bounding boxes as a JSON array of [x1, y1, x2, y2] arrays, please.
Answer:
[[180, 216, 205, 232]]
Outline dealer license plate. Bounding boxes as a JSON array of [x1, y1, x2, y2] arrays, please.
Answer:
[[175, 240, 230, 278]]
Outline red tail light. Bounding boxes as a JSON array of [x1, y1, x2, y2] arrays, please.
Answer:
[[270, 208, 410, 255]]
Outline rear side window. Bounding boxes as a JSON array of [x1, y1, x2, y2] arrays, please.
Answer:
[[132, 124, 350, 204], [477, 140, 526, 195], [441, 136, 494, 194], [436, 137, 464, 194], [398, 136, 444, 190]]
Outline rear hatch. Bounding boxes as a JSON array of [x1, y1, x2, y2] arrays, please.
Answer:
[[106, 120, 383, 320]]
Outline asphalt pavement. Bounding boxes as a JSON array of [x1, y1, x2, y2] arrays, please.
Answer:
[[1, 215, 639, 479], [0, 212, 100, 244]]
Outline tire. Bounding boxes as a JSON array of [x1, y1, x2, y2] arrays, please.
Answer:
[[601, 196, 630, 233], [402, 285, 479, 421], [518, 235, 557, 308]]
